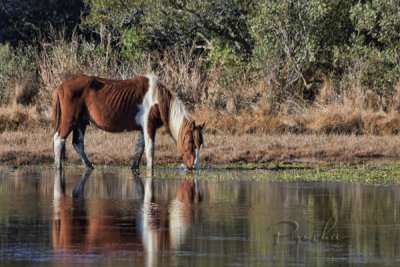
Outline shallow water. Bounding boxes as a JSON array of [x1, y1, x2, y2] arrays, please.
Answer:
[[0, 166, 399, 266]]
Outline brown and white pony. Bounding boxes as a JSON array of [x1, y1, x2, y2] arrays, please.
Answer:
[[52, 74, 204, 173]]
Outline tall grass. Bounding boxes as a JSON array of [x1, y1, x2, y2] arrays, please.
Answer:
[[153, 47, 207, 110], [1, 33, 400, 135], [36, 31, 149, 115]]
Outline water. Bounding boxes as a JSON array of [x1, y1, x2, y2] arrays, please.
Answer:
[[0, 166, 399, 266]]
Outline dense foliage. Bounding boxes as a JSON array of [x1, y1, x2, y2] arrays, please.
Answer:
[[1, 0, 400, 114]]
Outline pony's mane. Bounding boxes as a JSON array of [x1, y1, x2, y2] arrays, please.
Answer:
[[156, 81, 191, 144]]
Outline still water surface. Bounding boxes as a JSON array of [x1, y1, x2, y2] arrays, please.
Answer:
[[0, 166, 399, 266]]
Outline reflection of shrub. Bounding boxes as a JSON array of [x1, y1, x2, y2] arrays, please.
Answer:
[[0, 44, 37, 105]]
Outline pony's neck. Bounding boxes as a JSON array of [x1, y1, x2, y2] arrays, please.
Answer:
[[169, 98, 191, 143]]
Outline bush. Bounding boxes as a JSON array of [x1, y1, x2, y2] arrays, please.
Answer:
[[0, 44, 37, 105], [2, 0, 400, 135]]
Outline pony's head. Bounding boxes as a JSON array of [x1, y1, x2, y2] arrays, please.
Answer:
[[180, 121, 205, 170]]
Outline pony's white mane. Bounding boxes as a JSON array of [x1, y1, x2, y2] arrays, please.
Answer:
[[145, 73, 190, 142], [169, 97, 191, 142]]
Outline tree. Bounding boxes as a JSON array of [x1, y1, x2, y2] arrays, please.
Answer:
[[0, 0, 84, 45], [350, 0, 400, 92], [250, 0, 355, 86], [83, 0, 254, 63]]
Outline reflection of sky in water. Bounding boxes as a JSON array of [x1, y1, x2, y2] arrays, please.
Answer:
[[0, 166, 399, 266]]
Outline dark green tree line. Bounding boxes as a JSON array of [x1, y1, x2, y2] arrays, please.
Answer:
[[1, 0, 400, 110]]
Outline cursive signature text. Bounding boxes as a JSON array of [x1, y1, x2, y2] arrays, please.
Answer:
[[267, 216, 340, 244]]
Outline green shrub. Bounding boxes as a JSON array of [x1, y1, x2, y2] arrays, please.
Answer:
[[121, 27, 146, 61], [0, 44, 37, 105]]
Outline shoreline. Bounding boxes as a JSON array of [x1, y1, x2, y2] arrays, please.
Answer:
[[2, 159, 400, 185]]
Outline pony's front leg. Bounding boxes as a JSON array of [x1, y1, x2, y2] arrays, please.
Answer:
[[143, 130, 155, 177], [131, 131, 145, 171]]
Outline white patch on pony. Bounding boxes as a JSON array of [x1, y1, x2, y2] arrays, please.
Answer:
[[145, 74, 158, 104], [53, 132, 65, 169], [53, 132, 60, 152], [135, 75, 159, 172], [193, 148, 201, 169], [135, 75, 158, 127], [135, 75, 159, 126], [169, 98, 190, 142]]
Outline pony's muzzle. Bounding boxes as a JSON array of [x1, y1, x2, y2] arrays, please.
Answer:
[[187, 165, 194, 171], [180, 163, 194, 171]]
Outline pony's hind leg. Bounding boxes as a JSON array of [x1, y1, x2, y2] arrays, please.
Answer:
[[72, 125, 94, 169], [54, 132, 65, 170], [54, 120, 73, 170], [131, 131, 145, 171]]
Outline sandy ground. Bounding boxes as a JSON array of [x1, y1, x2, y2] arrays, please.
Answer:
[[1, 128, 400, 167]]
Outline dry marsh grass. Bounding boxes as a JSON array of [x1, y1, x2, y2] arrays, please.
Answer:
[[1, 128, 400, 166], [194, 106, 400, 136], [2, 34, 400, 170], [2, 34, 400, 137], [0, 104, 44, 132]]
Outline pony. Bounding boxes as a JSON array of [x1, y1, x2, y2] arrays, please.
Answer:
[[52, 74, 204, 173]]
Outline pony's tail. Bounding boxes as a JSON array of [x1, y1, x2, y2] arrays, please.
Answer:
[[52, 90, 61, 135]]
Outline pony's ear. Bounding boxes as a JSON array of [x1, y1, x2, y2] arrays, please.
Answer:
[[199, 121, 205, 130]]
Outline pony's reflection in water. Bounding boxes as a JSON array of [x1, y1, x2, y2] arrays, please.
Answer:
[[52, 170, 201, 265], [52, 169, 89, 251], [138, 178, 201, 266]]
